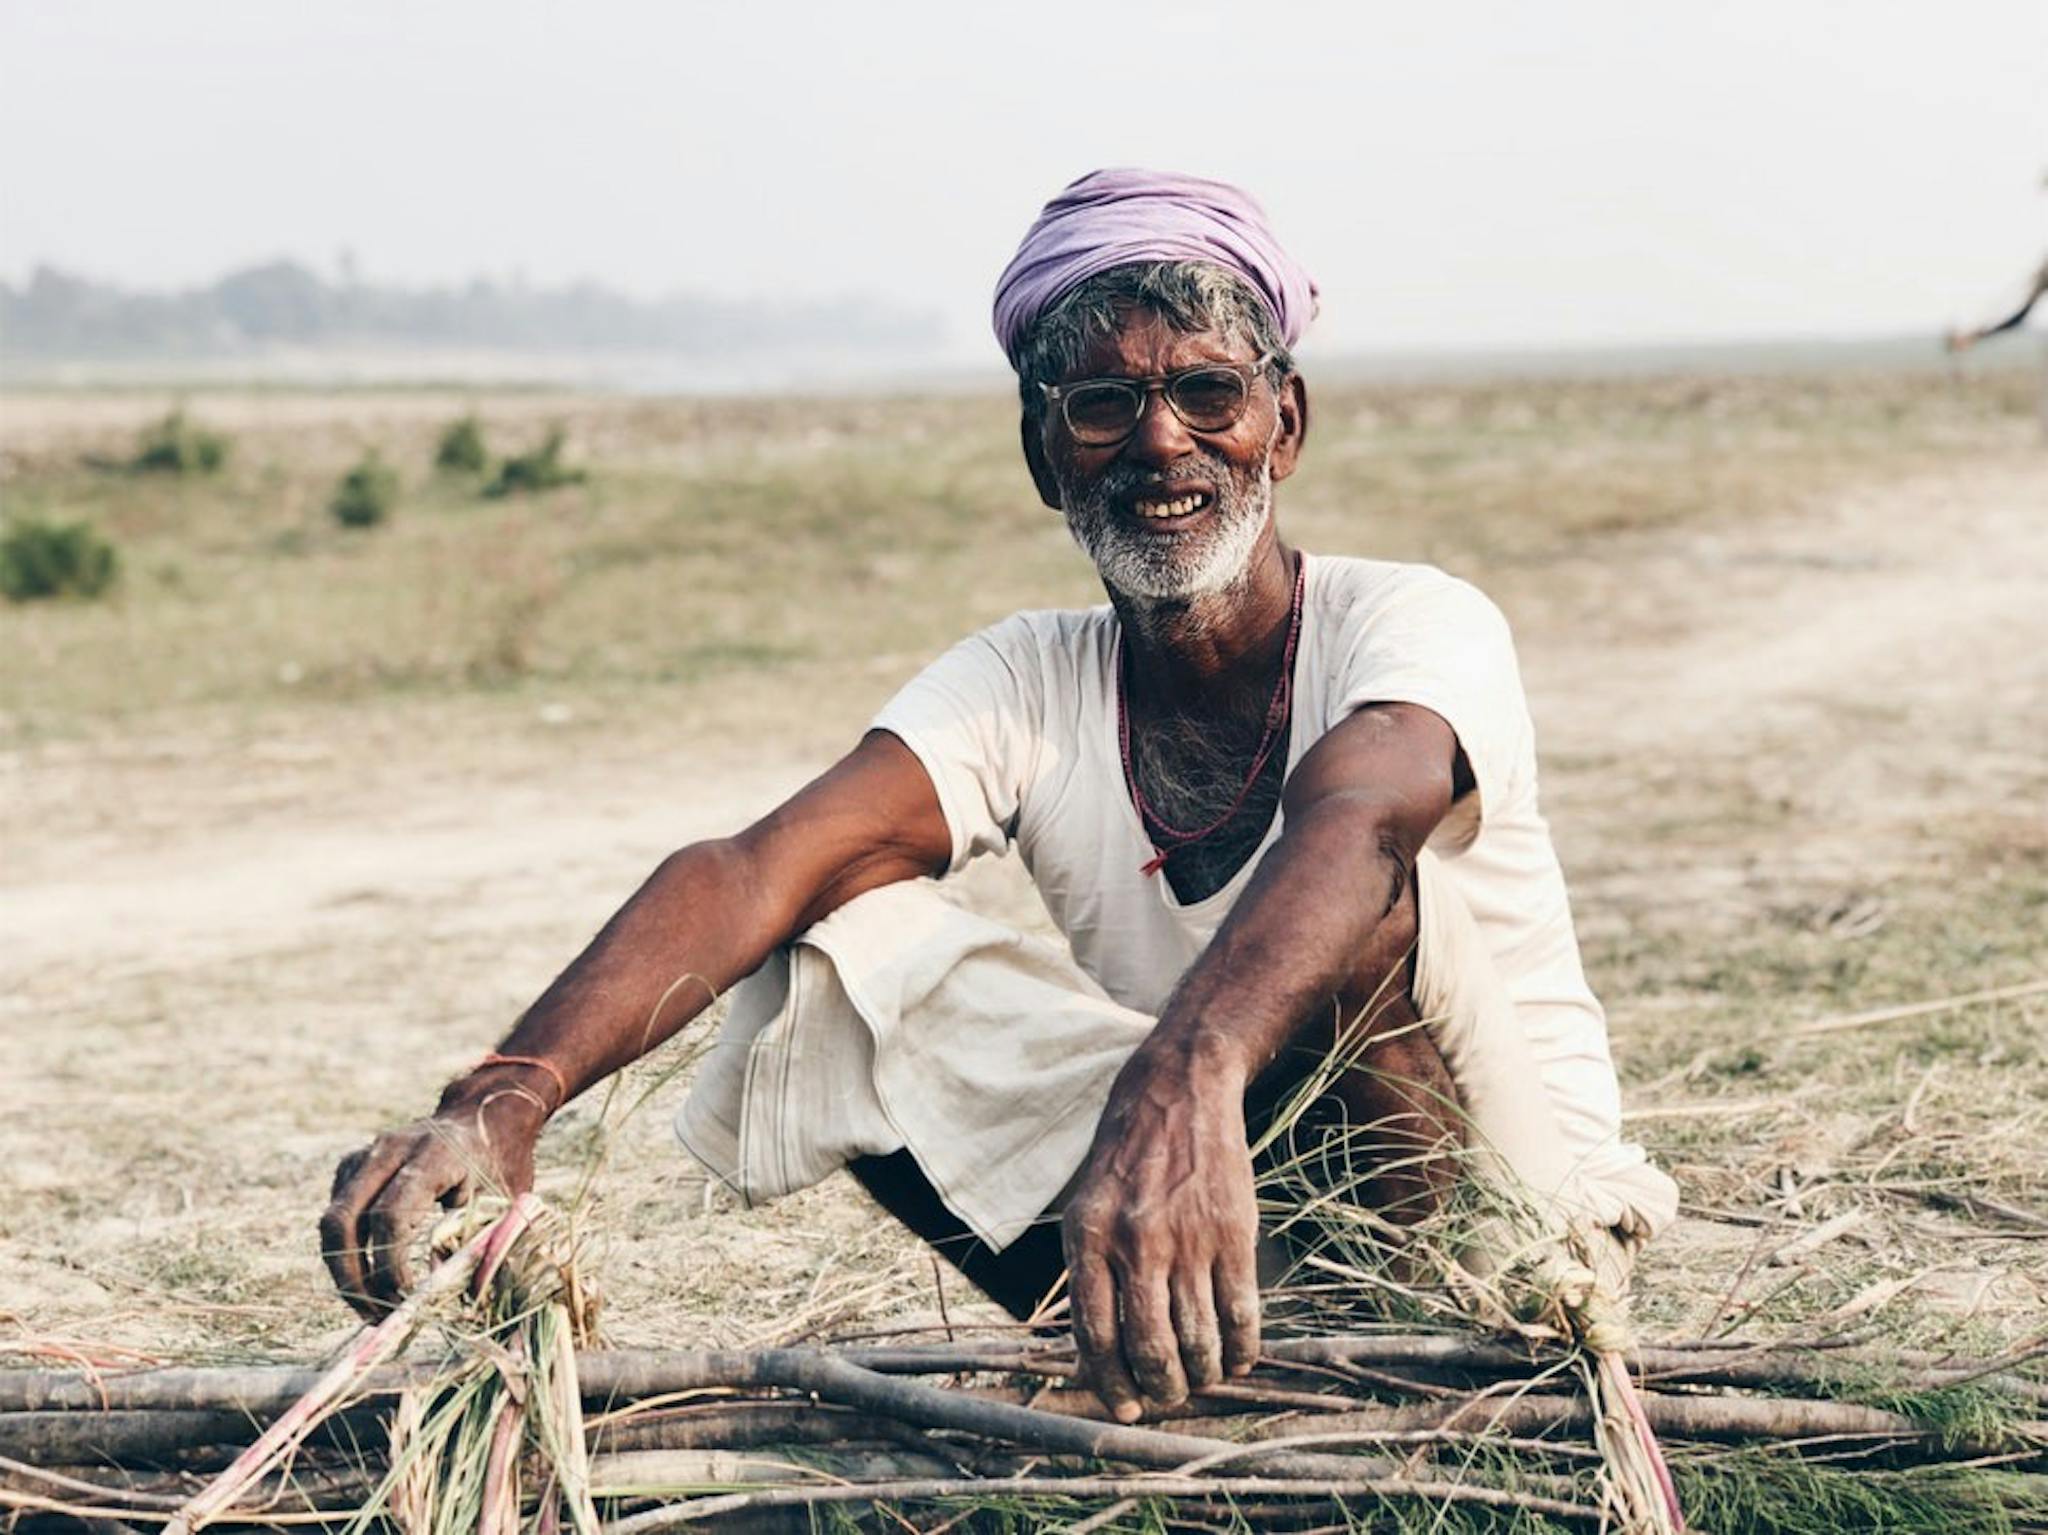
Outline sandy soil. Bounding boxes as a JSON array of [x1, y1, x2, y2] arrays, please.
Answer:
[[4, 439, 2044, 1361]]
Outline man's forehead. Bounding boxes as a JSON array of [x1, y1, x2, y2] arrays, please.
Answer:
[[1069, 311, 1253, 377]]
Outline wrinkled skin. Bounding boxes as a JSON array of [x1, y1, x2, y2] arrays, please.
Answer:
[[1062, 1046, 1263, 1409], [322, 1078, 543, 1313], [1024, 312, 1304, 617]]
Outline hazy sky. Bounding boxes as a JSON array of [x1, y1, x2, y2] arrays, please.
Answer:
[[3, 0, 2044, 360]]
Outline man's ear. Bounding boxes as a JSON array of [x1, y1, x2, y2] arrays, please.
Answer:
[[1021, 411, 1064, 511], [1268, 371, 1310, 483]]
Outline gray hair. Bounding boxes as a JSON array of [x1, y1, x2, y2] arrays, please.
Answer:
[[1014, 261, 1293, 420]]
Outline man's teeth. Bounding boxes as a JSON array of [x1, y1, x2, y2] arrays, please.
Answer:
[[1134, 494, 1205, 519]]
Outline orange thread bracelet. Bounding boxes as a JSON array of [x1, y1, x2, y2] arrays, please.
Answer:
[[476, 1052, 571, 1111]]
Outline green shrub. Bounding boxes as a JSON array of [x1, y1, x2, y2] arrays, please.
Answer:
[[331, 451, 399, 529], [1, 518, 119, 601], [434, 414, 489, 473], [132, 409, 229, 474], [484, 428, 586, 498]]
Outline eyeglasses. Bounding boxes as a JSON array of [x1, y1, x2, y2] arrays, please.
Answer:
[[1040, 351, 1276, 446]]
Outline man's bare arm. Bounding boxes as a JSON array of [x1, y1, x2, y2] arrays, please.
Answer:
[[1061, 702, 1459, 1421], [1142, 701, 1457, 1082], [321, 730, 950, 1313]]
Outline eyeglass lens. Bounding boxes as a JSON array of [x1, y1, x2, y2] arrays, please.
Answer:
[[1064, 366, 1252, 443]]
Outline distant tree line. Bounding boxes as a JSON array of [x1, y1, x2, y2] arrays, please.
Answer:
[[0, 260, 944, 358]]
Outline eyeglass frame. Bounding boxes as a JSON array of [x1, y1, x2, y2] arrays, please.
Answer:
[[1038, 350, 1279, 445]]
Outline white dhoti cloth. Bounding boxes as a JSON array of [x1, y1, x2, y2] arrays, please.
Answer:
[[676, 851, 1678, 1257]]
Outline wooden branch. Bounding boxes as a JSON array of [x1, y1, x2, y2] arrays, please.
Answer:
[[1240, 1394, 2048, 1460], [0, 1410, 256, 1464], [0, 1342, 1063, 1416], [595, 1412, 1603, 1468], [0, 1456, 383, 1510], [600, 1471, 1605, 1533], [0, 1333, 1785, 1411], [0, 1407, 384, 1465], [1632, 1349, 2048, 1407], [592, 1402, 936, 1455], [0, 1454, 195, 1509], [9, 1332, 2040, 1429], [585, 1348, 1402, 1482], [1264, 1334, 1559, 1376], [1266, 1335, 2048, 1404], [589, 1447, 962, 1494]]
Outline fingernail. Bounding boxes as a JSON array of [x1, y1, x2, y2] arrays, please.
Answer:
[[1114, 1402, 1142, 1424]]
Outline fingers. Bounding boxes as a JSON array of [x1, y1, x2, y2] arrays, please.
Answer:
[[1067, 1252, 1142, 1425], [321, 1095, 546, 1320], [1119, 1270, 1189, 1409], [359, 1165, 428, 1309], [328, 1147, 369, 1203], [322, 1135, 426, 1316], [1215, 1241, 1262, 1378], [318, 1192, 376, 1317], [320, 1131, 461, 1317], [367, 1146, 481, 1309], [1170, 1267, 1223, 1391]]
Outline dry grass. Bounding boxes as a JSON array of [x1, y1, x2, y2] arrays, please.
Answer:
[[2, 365, 2044, 1395]]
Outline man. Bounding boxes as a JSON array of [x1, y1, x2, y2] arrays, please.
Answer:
[[1946, 253, 2048, 353], [324, 169, 1675, 1425], [1947, 252, 2048, 439]]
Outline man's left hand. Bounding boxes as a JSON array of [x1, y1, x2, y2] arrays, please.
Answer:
[[1061, 1050, 1261, 1422]]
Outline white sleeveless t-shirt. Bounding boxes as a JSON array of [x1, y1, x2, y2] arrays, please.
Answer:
[[870, 553, 1628, 1163]]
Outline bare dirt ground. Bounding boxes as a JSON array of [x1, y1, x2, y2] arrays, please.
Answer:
[[3, 380, 2042, 1371]]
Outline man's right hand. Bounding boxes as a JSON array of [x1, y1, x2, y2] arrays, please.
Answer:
[[315, 732, 951, 1317], [319, 1081, 547, 1316]]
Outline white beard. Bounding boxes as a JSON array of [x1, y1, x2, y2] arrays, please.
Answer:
[[1061, 448, 1274, 602]]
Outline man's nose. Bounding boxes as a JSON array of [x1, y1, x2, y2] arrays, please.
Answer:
[[1122, 384, 1196, 465]]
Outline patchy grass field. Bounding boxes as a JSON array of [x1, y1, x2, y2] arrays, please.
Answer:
[[2, 367, 2043, 1375]]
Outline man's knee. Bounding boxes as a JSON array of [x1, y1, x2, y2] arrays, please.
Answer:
[[1249, 872, 1432, 1107], [1332, 869, 1421, 1044], [1327, 875, 1463, 1149]]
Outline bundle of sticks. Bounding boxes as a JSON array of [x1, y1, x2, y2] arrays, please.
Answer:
[[4, 1200, 2045, 1533]]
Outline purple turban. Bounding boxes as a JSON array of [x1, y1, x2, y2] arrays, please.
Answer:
[[991, 168, 1318, 369]]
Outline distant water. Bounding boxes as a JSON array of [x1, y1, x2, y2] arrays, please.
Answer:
[[1, 332, 2035, 395], [1307, 332, 2041, 384], [0, 343, 993, 397]]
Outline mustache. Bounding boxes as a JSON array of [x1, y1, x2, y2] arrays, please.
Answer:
[[1067, 448, 1247, 506]]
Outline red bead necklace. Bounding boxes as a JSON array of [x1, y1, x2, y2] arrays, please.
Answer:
[[1117, 554, 1306, 878]]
